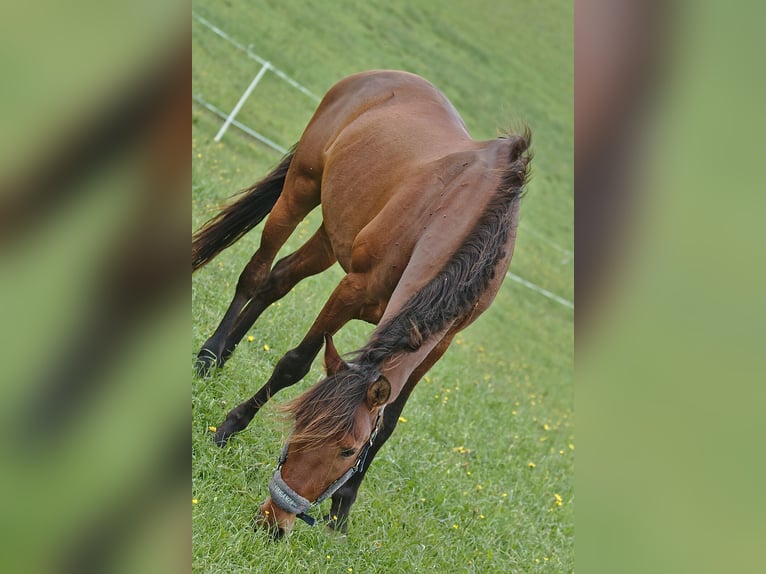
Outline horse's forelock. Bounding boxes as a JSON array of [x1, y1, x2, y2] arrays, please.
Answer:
[[281, 368, 372, 449]]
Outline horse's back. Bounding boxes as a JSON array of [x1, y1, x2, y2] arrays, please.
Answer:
[[294, 72, 481, 262], [292, 71, 470, 179], [316, 70, 469, 139], [284, 71, 514, 320]]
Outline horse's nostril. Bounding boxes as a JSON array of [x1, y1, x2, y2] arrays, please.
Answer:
[[272, 527, 286, 541], [254, 519, 285, 541], [253, 504, 289, 540]]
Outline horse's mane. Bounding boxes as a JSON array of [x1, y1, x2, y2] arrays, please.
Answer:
[[283, 129, 532, 447], [356, 129, 531, 364], [280, 366, 374, 450]]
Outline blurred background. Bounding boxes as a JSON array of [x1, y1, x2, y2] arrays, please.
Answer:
[[0, 0, 763, 572], [577, 0, 765, 572], [0, 1, 188, 572]]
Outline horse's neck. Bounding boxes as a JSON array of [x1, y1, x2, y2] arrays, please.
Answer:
[[377, 327, 450, 402]]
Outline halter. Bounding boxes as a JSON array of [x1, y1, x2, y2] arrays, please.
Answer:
[[268, 408, 384, 526]]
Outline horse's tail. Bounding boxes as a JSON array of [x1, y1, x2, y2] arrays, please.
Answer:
[[502, 126, 533, 199], [192, 147, 295, 272]]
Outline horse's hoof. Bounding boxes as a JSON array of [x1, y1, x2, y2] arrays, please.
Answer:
[[212, 411, 247, 447], [322, 513, 349, 534], [195, 349, 220, 377], [213, 426, 233, 447]]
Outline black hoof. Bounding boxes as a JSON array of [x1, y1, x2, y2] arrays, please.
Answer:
[[212, 410, 250, 447], [322, 513, 349, 534], [195, 348, 220, 377], [213, 425, 235, 447]]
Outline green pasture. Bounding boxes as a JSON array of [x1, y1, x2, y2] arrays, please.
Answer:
[[192, 1, 572, 571]]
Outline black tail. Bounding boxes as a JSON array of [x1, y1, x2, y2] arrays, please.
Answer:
[[192, 147, 295, 272]]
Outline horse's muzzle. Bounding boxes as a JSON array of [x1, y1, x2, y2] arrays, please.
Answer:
[[256, 497, 295, 540]]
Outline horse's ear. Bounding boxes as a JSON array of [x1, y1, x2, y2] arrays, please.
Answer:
[[323, 333, 349, 375], [366, 376, 391, 409]]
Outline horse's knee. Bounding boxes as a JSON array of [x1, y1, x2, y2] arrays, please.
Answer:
[[331, 482, 361, 514], [337, 483, 360, 505], [272, 348, 313, 387]]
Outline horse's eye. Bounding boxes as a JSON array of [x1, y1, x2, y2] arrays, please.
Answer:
[[340, 447, 357, 458]]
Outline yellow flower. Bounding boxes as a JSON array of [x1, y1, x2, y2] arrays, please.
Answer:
[[263, 344, 270, 351], [192, 498, 198, 504], [398, 416, 407, 423], [208, 426, 216, 432], [452, 524, 459, 529], [543, 423, 550, 430], [554, 493, 563, 506], [502, 493, 508, 497], [528, 462, 536, 469], [247, 335, 254, 342]]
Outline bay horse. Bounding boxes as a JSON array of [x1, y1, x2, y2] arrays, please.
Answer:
[[192, 70, 531, 538]]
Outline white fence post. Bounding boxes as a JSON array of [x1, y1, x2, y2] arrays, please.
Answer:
[[214, 61, 271, 142]]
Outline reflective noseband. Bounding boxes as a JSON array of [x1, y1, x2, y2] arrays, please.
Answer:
[[268, 408, 384, 526]]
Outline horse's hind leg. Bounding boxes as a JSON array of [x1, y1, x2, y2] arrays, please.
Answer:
[[214, 273, 367, 446], [216, 226, 336, 365], [324, 334, 455, 533], [195, 174, 320, 376]]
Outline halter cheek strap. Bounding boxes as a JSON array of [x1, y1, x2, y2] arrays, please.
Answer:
[[267, 408, 384, 526]]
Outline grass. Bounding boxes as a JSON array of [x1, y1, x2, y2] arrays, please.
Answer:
[[192, 1, 572, 571]]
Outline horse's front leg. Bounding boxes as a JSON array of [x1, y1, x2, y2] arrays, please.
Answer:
[[321, 392, 412, 534], [324, 335, 454, 532], [214, 274, 365, 446]]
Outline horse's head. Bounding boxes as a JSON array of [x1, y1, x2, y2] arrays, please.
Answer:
[[256, 334, 390, 538]]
